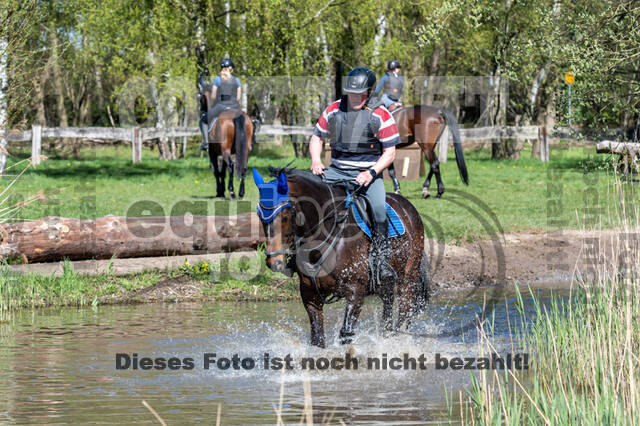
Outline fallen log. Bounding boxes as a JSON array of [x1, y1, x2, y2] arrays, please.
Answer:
[[595, 140, 640, 154], [0, 214, 265, 263]]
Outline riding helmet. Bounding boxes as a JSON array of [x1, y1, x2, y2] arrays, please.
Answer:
[[387, 60, 401, 70], [220, 58, 234, 68], [343, 67, 377, 94]]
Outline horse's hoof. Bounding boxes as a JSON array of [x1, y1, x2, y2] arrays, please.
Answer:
[[435, 194, 443, 199], [422, 190, 430, 199], [229, 192, 236, 199], [394, 189, 401, 195]]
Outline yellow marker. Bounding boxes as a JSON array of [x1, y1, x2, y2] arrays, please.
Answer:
[[565, 71, 575, 85]]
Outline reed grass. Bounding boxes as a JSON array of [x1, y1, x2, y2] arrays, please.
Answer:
[[461, 170, 640, 424]]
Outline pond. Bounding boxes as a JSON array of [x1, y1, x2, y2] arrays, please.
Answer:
[[0, 284, 567, 424]]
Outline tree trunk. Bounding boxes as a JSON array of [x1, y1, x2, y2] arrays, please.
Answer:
[[492, 138, 524, 160], [0, 213, 265, 263], [422, 45, 442, 105], [32, 76, 47, 126], [49, 24, 70, 139], [94, 65, 105, 120], [372, 14, 386, 67]]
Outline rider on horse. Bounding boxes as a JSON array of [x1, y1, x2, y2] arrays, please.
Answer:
[[199, 58, 243, 150], [374, 60, 404, 111], [309, 66, 399, 286]]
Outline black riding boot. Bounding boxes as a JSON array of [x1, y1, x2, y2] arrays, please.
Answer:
[[371, 221, 396, 289], [199, 113, 209, 151]]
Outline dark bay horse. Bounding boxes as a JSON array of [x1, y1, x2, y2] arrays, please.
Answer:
[[198, 79, 254, 198], [253, 168, 429, 347], [387, 106, 469, 198]]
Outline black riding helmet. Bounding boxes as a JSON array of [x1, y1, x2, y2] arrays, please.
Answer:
[[220, 58, 234, 68], [387, 60, 401, 70], [343, 67, 376, 94]]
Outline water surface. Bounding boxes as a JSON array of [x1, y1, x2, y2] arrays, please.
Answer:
[[0, 285, 566, 424]]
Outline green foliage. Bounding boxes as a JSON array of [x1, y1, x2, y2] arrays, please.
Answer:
[[4, 0, 637, 131]]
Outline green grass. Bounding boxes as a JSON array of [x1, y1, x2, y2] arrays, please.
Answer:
[[0, 251, 298, 311], [8, 139, 616, 242]]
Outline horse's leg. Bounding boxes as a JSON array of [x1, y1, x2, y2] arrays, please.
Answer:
[[395, 249, 423, 331], [301, 279, 326, 348], [220, 155, 227, 198], [379, 284, 395, 335], [387, 163, 401, 194], [422, 146, 437, 199], [226, 153, 235, 199], [208, 150, 224, 198], [239, 173, 246, 199], [434, 159, 445, 198], [340, 283, 366, 345]]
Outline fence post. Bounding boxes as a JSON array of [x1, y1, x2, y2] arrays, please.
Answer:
[[31, 124, 42, 166], [438, 125, 450, 163], [131, 127, 142, 163]]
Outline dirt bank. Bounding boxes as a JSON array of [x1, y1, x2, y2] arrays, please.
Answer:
[[8, 229, 621, 306], [430, 229, 619, 289]]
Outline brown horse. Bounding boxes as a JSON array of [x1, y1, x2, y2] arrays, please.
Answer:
[[253, 167, 430, 347], [387, 106, 469, 198], [198, 80, 254, 198]]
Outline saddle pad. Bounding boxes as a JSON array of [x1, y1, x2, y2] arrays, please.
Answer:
[[351, 203, 406, 239]]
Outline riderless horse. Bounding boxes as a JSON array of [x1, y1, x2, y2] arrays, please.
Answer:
[[253, 167, 430, 347]]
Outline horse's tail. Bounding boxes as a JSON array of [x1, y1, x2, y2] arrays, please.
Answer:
[[234, 113, 248, 177], [416, 251, 430, 311], [440, 108, 469, 185]]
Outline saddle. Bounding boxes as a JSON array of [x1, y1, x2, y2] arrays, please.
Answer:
[[343, 188, 405, 239], [207, 107, 241, 133]]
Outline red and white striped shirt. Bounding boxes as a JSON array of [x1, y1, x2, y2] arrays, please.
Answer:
[[314, 98, 400, 169]]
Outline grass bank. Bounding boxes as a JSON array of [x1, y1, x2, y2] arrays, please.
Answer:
[[9, 139, 617, 243], [461, 176, 640, 424], [0, 251, 298, 312]]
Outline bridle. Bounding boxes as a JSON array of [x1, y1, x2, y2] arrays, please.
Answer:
[[260, 200, 297, 258], [258, 179, 361, 303]]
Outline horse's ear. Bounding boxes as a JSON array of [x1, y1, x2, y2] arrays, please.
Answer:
[[252, 168, 264, 186], [276, 172, 289, 195], [268, 166, 279, 177]]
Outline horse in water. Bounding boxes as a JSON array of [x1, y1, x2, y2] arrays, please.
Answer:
[[386, 106, 469, 198], [198, 78, 255, 198], [253, 167, 429, 347]]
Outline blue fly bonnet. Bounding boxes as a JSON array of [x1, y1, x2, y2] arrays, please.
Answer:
[[253, 168, 291, 223]]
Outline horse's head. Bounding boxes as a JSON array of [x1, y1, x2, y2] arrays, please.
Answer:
[[253, 168, 295, 276], [198, 76, 211, 113]]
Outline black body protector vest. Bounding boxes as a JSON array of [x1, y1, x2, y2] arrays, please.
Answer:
[[216, 77, 239, 107], [329, 96, 384, 155], [383, 72, 404, 101]]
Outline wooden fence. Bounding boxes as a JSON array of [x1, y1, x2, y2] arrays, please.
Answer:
[[0, 123, 583, 168]]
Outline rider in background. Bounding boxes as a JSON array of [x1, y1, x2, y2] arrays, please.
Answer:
[[199, 58, 242, 150], [309, 66, 399, 286], [374, 60, 404, 111]]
